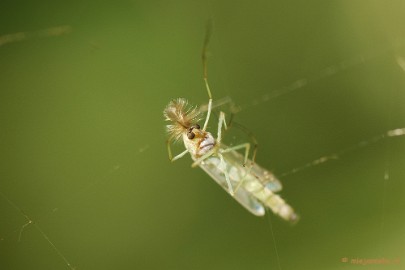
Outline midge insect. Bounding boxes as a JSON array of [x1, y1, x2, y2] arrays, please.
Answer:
[[163, 29, 298, 222]]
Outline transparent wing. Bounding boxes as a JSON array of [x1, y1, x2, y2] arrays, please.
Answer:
[[197, 145, 300, 221], [221, 144, 283, 192], [197, 145, 283, 216], [198, 156, 266, 216]]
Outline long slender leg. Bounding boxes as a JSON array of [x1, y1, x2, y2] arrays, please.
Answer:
[[220, 143, 250, 165], [230, 122, 258, 165], [167, 140, 189, 162], [217, 111, 228, 143], [220, 143, 253, 193], [202, 23, 213, 132], [222, 121, 259, 192], [202, 78, 213, 131], [216, 111, 254, 193], [172, 150, 189, 162], [219, 153, 234, 196], [191, 148, 215, 168]]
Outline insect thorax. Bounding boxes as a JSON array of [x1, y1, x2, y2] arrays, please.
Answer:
[[183, 131, 216, 159]]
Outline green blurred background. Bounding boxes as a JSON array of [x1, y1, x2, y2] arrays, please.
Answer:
[[1, 1, 405, 269]]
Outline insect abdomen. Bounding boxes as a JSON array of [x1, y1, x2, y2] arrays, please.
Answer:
[[243, 179, 299, 223]]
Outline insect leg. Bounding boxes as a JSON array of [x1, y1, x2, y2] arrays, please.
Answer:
[[220, 143, 250, 165], [202, 79, 212, 132], [202, 23, 213, 132], [217, 111, 228, 143], [229, 122, 258, 165], [218, 153, 234, 196], [221, 121, 259, 193], [167, 139, 189, 162], [191, 148, 215, 168], [220, 143, 253, 193], [216, 111, 257, 166]]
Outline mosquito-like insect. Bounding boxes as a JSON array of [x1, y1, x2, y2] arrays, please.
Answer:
[[163, 29, 298, 222]]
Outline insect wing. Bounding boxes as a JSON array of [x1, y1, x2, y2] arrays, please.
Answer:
[[221, 144, 283, 193], [199, 156, 265, 216]]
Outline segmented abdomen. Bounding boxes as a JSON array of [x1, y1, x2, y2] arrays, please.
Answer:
[[242, 177, 299, 223]]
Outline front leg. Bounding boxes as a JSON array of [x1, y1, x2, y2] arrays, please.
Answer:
[[191, 148, 215, 168], [217, 111, 228, 144], [218, 153, 234, 196], [166, 139, 188, 162]]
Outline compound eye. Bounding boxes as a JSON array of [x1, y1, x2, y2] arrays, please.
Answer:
[[187, 132, 195, 140], [195, 124, 200, 129]]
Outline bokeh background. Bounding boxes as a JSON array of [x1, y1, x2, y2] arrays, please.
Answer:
[[1, 1, 405, 269]]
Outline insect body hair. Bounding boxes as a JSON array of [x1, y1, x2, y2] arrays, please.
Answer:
[[163, 98, 202, 141]]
